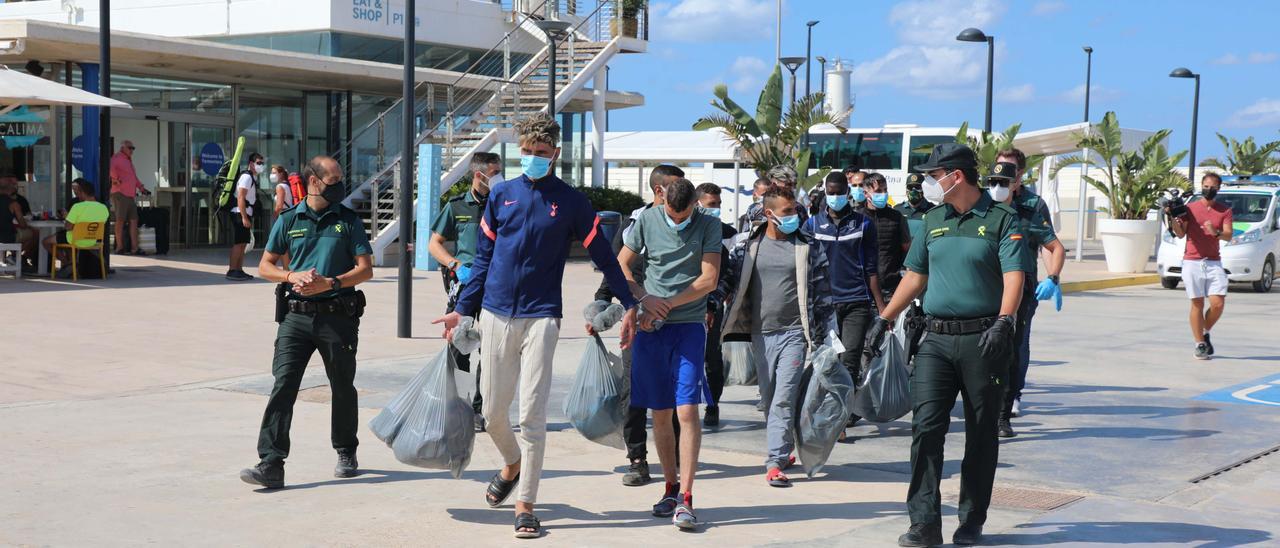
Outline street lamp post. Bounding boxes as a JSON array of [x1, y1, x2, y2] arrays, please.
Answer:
[[1075, 46, 1093, 262], [816, 56, 827, 95], [1170, 67, 1201, 186], [805, 20, 819, 98], [956, 27, 994, 133], [779, 56, 805, 107], [534, 20, 572, 114]]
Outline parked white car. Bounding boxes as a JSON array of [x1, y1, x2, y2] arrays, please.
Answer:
[[1156, 177, 1280, 293]]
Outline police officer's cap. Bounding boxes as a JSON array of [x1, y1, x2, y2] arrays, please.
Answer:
[[988, 161, 1019, 183], [912, 143, 978, 172], [905, 172, 925, 187]]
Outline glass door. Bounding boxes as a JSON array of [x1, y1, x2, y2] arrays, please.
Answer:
[[188, 125, 234, 246]]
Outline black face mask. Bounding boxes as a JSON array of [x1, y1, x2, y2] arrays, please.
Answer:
[[320, 180, 348, 204], [1202, 187, 1218, 201]]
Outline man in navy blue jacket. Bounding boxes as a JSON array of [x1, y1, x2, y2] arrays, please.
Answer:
[[435, 114, 638, 539]]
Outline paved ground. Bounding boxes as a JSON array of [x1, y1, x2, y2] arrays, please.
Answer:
[[2, 250, 1278, 546]]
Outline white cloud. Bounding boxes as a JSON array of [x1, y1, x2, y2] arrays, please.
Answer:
[[650, 0, 776, 43], [852, 0, 1006, 98], [676, 55, 771, 96], [1247, 52, 1278, 64], [1226, 98, 1280, 128], [997, 83, 1035, 102], [1212, 53, 1241, 65], [1031, 1, 1066, 15], [1058, 84, 1120, 103]]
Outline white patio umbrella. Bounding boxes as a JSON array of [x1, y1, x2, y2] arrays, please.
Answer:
[[0, 65, 130, 115]]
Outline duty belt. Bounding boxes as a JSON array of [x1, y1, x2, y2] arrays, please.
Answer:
[[287, 291, 366, 317], [924, 316, 996, 335]]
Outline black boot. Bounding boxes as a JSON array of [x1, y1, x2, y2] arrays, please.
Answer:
[[240, 461, 284, 489], [703, 406, 719, 427], [953, 522, 984, 545], [998, 410, 1016, 438], [335, 449, 359, 478], [897, 522, 943, 547], [622, 458, 651, 486]]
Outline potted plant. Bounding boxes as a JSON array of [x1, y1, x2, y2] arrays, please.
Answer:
[[1055, 112, 1189, 272], [612, 0, 644, 38]]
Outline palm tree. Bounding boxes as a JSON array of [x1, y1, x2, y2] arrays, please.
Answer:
[[1053, 111, 1188, 220], [1199, 133, 1280, 175], [945, 122, 1045, 185], [692, 64, 849, 189]]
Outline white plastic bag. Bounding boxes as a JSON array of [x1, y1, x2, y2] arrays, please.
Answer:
[[795, 344, 855, 477], [381, 349, 476, 478], [852, 333, 912, 423], [564, 335, 626, 449], [724, 340, 757, 386]]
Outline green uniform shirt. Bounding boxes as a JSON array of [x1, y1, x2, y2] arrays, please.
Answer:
[[430, 190, 487, 267], [904, 193, 1030, 319], [267, 200, 373, 300], [1011, 189, 1057, 275], [895, 199, 935, 242], [623, 207, 721, 324]]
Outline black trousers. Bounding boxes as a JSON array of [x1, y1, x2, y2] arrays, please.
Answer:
[[907, 331, 1010, 527], [705, 308, 725, 407], [835, 301, 874, 383], [257, 310, 360, 464], [444, 274, 482, 413]]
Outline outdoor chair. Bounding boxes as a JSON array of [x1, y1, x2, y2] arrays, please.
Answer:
[[0, 242, 20, 279], [51, 222, 106, 281]]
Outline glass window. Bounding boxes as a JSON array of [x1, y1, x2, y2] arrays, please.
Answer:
[[908, 135, 956, 173], [1188, 193, 1273, 223], [110, 73, 233, 114], [203, 32, 515, 77], [809, 132, 903, 170]]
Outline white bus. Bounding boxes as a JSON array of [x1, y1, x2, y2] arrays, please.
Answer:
[[805, 124, 975, 197]]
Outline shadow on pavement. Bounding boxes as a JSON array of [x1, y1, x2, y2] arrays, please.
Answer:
[[1027, 384, 1168, 395], [446, 500, 906, 531], [999, 426, 1219, 445], [1025, 404, 1219, 420], [990, 521, 1273, 547]]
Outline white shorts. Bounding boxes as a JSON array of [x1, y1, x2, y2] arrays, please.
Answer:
[[1182, 259, 1228, 299]]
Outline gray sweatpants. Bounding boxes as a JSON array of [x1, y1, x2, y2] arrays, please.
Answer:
[[478, 311, 560, 504], [753, 328, 808, 471]]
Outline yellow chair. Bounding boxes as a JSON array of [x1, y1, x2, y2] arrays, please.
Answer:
[[51, 221, 106, 281]]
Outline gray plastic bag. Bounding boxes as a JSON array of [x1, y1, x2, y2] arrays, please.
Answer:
[[368, 356, 433, 445], [451, 316, 482, 355], [564, 335, 626, 449], [385, 349, 476, 478], [852, 332, 912, 423], [724, 340, 758, 386], [583, 300, 626, 332], [795, 344, 855, 478]]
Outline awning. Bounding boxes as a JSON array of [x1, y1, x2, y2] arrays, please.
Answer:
[[598, 130, 740, 162], [0, 64, 129, 114], [1013, 122, 1159, 156]]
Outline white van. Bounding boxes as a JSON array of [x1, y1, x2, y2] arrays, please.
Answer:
[[1156, 176, 1280, 293]]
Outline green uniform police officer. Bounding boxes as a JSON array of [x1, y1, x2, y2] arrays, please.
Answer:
[[866, 143, 1030, 547], [428, 151, 501, 431], [240, 155, 374, 489]]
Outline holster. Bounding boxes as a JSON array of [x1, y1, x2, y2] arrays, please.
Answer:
[[274, 282, 288, 323]]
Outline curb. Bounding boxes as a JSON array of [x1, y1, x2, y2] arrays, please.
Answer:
[[1061, 274, 1161, 293]]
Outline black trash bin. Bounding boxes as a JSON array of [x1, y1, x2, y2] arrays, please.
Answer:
[[597, 211, 621, 246]]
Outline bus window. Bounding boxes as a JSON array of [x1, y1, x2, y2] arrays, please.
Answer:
[[809, 132, 904, 170], [907, 135, 955, 172]]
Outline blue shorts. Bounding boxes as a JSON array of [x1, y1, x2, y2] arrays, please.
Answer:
[[630, 322, 710, 410]]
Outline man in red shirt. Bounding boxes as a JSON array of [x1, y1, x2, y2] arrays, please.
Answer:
[[109, 140, 151, 255], [1170, 173, 1233, 360]]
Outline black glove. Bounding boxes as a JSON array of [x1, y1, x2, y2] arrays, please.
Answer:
[[978, 315, 1017, 358], [863, 316, 892, 358]]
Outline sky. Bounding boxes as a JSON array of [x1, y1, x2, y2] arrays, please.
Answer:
[[605, 0, 1280, 165]]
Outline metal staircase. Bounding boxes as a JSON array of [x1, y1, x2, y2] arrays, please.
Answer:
[[333, 0, 645, 264]]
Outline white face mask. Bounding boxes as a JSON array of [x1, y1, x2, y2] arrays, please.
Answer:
[[922, 171, 957, 203], [988, 184, 1011, 202], [269, 173, 279, 184], [478, 171, 502, 192]]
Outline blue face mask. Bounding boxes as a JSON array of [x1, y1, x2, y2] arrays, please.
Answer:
[[665, 209, 692, 231], [697, 206, 720, 219], [825, 193, 849, 211], [871, 193, 888, 208], [520, 154, 553, 180], [851, 187, 866, 203], [773, 213, 801, 234]]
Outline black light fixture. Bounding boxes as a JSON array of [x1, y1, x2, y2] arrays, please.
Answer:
[[534, 20, 573, 114], [24, 60, 44, 77], [779, 56, 806, 107], [1082, 46, 1093, 122], [1170, 67, 1201, 185], [956, 27, 994, 133], [805, 20, 820, 98], [816, 56, 827, 95]]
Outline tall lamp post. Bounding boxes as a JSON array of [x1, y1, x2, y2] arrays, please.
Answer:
[[534, 20, 572, 114], [805, 20, 819, 98], [1169, 67, 1201, 187], [1075, 46, 1093, 262], [397, 0, 415, 337], [816, 56, 827, 95], [956, 27, 994, 133], [779, 56, 805, 107]]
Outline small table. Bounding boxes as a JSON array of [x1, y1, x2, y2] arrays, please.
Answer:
[[28, 220, 64, 276]]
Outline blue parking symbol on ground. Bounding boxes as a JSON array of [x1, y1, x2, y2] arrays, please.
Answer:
[[1196, 373, 1280, 407]]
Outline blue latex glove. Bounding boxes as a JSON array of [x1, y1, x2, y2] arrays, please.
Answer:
[[1034, 277, 1063, 311], [456, 264, 472, 284]]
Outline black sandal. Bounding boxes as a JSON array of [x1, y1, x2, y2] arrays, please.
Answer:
[[514, 512, 541, 539], [486, 471, 520, 508]]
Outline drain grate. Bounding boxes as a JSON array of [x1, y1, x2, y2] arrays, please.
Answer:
[[989, 486, 1083, 511], [1190, 444, 1280, 484]]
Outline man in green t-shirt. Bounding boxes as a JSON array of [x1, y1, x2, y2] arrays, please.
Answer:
[[42, 179, 109, 274]]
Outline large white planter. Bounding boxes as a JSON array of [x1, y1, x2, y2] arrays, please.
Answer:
[[1097, 218, 1159, 273]]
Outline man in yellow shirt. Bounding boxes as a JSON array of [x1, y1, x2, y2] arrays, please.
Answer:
[[43, 179, 109, 274]]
